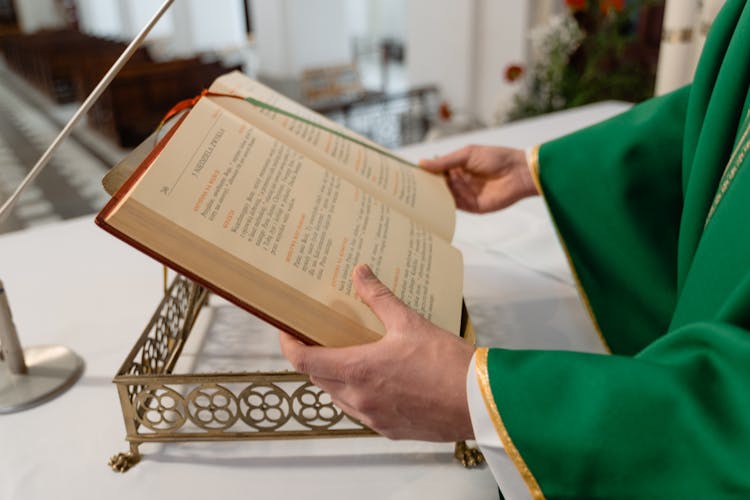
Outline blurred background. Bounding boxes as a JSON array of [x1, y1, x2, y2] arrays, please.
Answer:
[[0, 0, 720, 234]]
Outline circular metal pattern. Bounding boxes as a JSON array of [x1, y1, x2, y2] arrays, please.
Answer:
[[186, 384, 240, 430], [152, 319, 171, 358], [290, 382, 344, 429], [238, 383, 292, 431], [135, 280, 198, 378], [163, 296, 182, 341], [117, 276, 375, 443], [133, 385, 186, 431], [126, 363, 145, 403], [140, 336, 167, 375]]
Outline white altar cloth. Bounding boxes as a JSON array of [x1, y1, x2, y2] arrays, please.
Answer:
[[0, 101, 628, 500]]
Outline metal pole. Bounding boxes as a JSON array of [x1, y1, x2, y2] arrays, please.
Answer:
[[0, 280, 26, 374], [0, 0, 175, 414], [0, 0, 176, 223]]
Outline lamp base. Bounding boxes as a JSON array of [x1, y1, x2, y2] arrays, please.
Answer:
[[0, 345, 84, 414]]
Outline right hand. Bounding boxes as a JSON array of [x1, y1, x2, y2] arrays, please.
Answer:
[[279, 264, 475, 442], [419, 145, 539, 213]]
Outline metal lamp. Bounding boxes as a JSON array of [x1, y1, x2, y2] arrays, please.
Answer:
[[0, 0, 175, 413]]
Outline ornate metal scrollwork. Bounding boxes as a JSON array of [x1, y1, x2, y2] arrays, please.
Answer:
[[133, 385, 186, 432], [111, 275, 484, 472], [186, 384, 239, 431], [291, 382, 345, 430], [140, 335, 167, 375], [238, 383, 292, 431], [125, 362, 144, 403]]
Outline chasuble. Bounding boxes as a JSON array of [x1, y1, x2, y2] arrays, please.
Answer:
[[472, 0, 750, 497]]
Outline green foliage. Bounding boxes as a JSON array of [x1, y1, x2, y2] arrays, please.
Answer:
[[506, 0, 663, 122]]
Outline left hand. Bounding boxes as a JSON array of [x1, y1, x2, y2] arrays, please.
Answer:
[[419, 145, 537, 213], [279, 264, 475, 442]]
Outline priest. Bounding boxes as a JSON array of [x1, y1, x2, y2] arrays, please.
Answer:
[[280, 0, 750, 496]]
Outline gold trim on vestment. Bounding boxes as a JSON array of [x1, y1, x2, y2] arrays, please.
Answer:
[[661, 27, 694, 43], [528, 144, 543, 195], [531, 146, 612, 353], [705, 109, 750, 226], [475, 348, 545, 500]]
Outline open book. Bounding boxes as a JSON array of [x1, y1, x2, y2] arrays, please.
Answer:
[[96, 71, 465, 347]]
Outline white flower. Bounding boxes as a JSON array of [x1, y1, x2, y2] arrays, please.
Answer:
[[529, 11, 584, 61]]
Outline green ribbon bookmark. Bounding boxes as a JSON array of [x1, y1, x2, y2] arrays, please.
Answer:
[[241, 95, 419, 169]]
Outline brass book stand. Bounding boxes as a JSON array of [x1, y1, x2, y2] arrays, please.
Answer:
[[108, 275, 484, 472]]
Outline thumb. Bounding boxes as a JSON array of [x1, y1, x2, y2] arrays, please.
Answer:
[[353, 264, 410, 332]]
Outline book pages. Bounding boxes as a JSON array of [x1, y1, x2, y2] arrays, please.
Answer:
[[116, 98, 463, 336], [208, 72, 456, 242]]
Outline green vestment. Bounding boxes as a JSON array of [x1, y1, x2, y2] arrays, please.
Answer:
[[477, 0, 750, 496]]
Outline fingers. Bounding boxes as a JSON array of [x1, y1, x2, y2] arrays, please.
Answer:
[[278, 330, 305, 358], [278, 330, 308, 371], [418, 145, 473, 173], [279, 330, 359, 381], [309, 376, 373, 427], [352, 264, 410, 332], [447, 169, 480, 212]]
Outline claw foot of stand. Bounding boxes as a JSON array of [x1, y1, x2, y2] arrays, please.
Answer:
[[109, 444, 141, 472], [454, 441, 485, 468]]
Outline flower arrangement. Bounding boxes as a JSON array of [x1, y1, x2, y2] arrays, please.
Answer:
[[504, 0, 663, 122]]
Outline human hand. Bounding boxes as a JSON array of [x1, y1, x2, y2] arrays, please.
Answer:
[[420, 145, 538, 213], [279, 264, 475, 442]]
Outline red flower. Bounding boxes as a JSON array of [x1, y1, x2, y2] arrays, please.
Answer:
[[565, 0, 587, 11], [504, 64, 525, 83], [438, 101, 452, 121], [600, 0, 625, 13]]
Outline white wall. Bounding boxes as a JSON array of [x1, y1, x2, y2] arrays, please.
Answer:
[[75, 0, 243, 55], [251, 0, 291, 77], [252, 0, 351, 79], [369, 0, 406, 40], [71, 0, 528, 125], [345, 0, 406, 49], [76, 0, 174, 42], [14, 0, 66, 32], [127, 0, 175, 41], [288, 0, 350, 74], [170, 0, 244, 55], [345, 0, 369, 39], [75, 0, 121, 38], [406, 0, 475, 115], [193, 0, 245, 52], [406, 0, 529, 125], [474, 0, 529, 124]]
